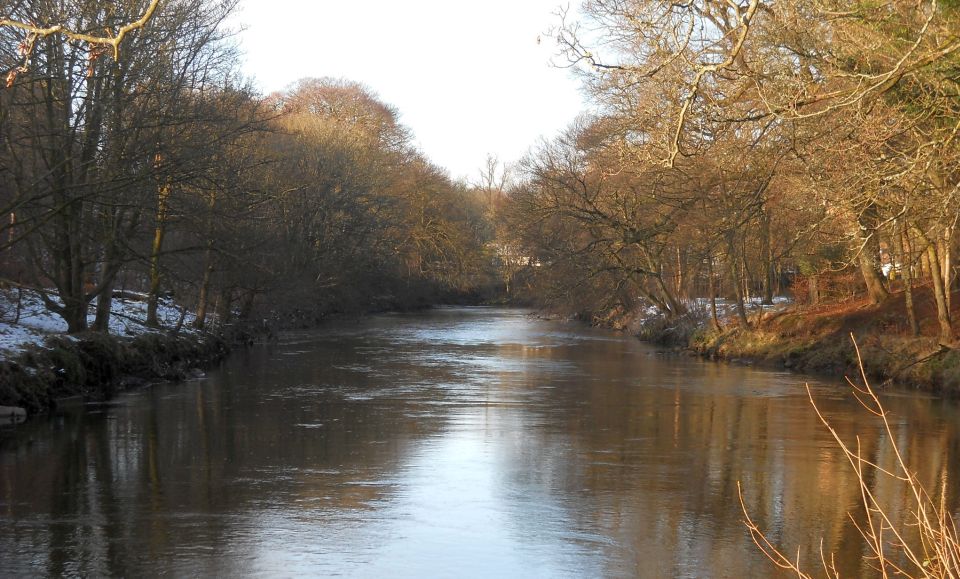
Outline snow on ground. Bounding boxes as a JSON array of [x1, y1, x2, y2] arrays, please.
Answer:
[[639, 295, 793, 320], [0, 289, 198, 359], [691, 295, 792, 316]]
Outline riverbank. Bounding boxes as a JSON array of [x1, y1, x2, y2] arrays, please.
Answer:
[[625, 288, 960, 393], [0, 331, 230, 416], [0, 287, 497, 419], [0, 289, 233, 417]]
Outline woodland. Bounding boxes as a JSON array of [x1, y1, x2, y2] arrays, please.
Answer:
[[1, 0, 498, 337], [3, 3, 960, 575], [1, 0, 959, 386], [506, 0, 960, 344]]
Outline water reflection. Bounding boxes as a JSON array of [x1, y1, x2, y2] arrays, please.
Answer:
[[2, 307, 959, 577]]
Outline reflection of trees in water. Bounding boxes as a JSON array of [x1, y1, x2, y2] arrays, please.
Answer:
[[488, 345, 960, 577], [3, 314, 960, 576], [0, 344, 448, 576]]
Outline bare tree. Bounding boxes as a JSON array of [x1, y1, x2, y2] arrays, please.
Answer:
[[1, 0, 162, 86]]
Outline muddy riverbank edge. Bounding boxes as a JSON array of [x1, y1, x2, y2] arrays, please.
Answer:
[[614, 300, 960, 394], [7, 300, 958, 419], [0, 331, 233, 417]]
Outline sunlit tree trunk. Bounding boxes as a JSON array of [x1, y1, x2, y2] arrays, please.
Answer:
[[917, 228, 954, 344], [675, 247, 685, 300], [194, 188, 219, 330], [741, 255, 751, 305], [726, 235, 749, 327], [857, 203, 890, 305], [929, 242, 953, 343], [808, 274, 820, 306], [941, 226, 952, 312], [640, 248, 685, 317], [655, 273, 687, 317], [896, 220, 919, 337], [760, 207, 774, 305], [708, 253, 721, 331]]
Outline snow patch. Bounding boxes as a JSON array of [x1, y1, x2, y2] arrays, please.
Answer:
[[0, 289, 198, 359]]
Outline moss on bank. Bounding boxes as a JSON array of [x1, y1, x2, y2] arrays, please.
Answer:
[[0, 332, 229, 415]]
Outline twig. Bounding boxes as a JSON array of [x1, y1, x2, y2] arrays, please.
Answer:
[[740, 333, 960, 577]]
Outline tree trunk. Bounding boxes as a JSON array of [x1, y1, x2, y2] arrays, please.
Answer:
[[858, 249, 890, 304], [147, 180, 171, 327], [741, 256, 751, 305], [897, 221, 919, 337], [857, 203, 890, 304], [62, 294, 88, 334], [708, 254, 720, 331], [194, 248, 214, 329], [760, 207, 774, 305], [655, 272, 686, 317], [216, 286, 232, 327], [91, 209, 139, 332], [675, 247, 685, 300], [808, 274, 820, 306], [92, 283, 114, 333], [727, 236, 749, 328], [638, 249, 683, 316], [62, 200, 88, 333], [91, 237, 121, 332], [926, 240, 955, 344], [941, 226, 953, 312], [775, 263, 783, 296], [239, 288, 257, 320]]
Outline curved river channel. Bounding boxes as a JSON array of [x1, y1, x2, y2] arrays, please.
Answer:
[[3, 307, 960, 577]]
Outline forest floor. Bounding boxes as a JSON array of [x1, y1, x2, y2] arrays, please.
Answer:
[[0, 289, 229, 418], [673, 286, 960, 393]]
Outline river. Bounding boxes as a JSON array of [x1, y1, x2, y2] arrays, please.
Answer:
[[2, 307, 959, 577]]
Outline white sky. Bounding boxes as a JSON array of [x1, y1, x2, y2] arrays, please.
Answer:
[[233, 0, 586, 182]]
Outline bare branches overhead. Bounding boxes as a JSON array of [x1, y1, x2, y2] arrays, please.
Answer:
[[2, 0, 162, 86]]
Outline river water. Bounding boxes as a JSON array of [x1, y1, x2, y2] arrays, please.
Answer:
[[2, 307, 959, 577]]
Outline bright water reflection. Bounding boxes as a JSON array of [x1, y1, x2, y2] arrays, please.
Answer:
[[2, 307, 960, 577]]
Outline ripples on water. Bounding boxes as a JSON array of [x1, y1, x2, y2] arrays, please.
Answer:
[[2, 307, 959, 577]]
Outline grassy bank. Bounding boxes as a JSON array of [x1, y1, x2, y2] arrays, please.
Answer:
[[691, 324, 960, 392], [0, 331, 230, 415], [629, 288, 960, 393]]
